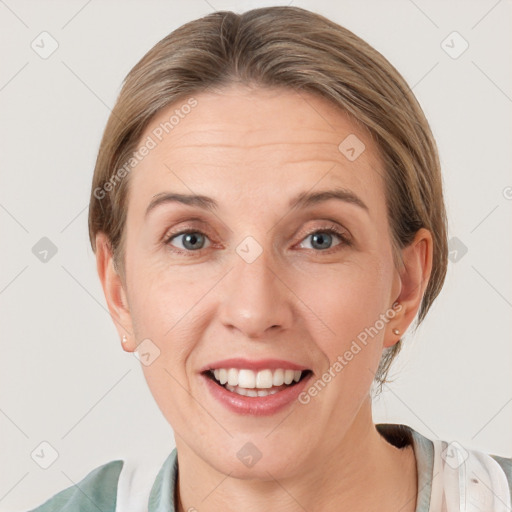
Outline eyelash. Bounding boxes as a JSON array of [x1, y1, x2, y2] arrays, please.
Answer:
[[163, 224, 352, 256], [300, 225, 352, 252]]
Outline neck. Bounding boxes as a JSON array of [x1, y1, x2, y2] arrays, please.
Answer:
[[174, 399, 417, 512]]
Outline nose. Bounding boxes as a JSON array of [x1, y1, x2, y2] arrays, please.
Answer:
[[217, 242, 294, 339]]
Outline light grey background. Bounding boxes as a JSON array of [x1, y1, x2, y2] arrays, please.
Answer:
[[1, 0, 511, 510]]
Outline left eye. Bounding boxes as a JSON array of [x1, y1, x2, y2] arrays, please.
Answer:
[[167, 231, 211, 251], [299, 229, 344, 251]]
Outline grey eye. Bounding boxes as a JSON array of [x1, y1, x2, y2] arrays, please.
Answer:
[[169, 232, 210, 251], [299, 231, 342, 251]]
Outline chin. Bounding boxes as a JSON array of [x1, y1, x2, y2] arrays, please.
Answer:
[[205, 437, 310, 480]]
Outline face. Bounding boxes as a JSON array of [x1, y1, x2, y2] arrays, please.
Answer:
[[111, 85, 407, 478]]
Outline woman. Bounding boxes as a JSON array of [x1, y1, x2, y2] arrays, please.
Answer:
[[30, 6, 511, 512]]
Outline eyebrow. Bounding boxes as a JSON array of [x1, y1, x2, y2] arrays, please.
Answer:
[[145, 192, 217, 218], [145, 187, 368, 218], [289, 188, 368, 212]]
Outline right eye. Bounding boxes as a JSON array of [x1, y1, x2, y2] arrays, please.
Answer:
[[165, 230, 211, 253]]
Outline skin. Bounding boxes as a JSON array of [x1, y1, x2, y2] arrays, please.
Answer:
[[96, 84, 432, 512]]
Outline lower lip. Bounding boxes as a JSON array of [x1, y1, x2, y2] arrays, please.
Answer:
[[201, 373, 312, 416]]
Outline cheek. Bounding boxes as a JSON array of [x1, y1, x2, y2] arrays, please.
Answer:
[[128, 267, 205, 427], [126, 256, 218, 392], [294, 258, 390, 341], [292, 257, 393, 404], [126, 243, 209, 336], [299, 265, 389, 393]]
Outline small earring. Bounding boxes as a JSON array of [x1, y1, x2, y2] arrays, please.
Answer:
[[392, 328, 400, 335], [122, 335, 128, 343]]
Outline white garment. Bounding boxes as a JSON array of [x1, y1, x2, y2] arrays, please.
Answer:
[[116, 456, 167, 512], [430, 439, 511, 512]]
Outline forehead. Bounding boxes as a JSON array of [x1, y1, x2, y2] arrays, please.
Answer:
[[127, 85, 387, 217]]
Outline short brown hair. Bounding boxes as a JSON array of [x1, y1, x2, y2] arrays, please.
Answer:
[[88, 6, 448, 391]]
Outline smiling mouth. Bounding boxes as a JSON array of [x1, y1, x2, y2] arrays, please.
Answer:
[[203, 368, 313, 397]]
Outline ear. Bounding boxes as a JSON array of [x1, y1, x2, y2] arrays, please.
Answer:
[[383, 228, 433, 348], [95, 232, 136, 352]]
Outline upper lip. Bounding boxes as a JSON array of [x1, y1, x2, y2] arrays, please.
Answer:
[[200, 358, 310, 373]]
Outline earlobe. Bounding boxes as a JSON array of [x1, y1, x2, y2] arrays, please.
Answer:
[[95, 232, 136, 352], [384, 228, 433, 348]]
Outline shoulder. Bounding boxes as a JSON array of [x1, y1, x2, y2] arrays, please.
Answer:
[[28, 459, 123, 512], [489, 453, 512, 495], [443, 442, 512, 510], [380, 424, 512, 511], [27, 452, 173, 512], [413, 427, 512, 510], [436, 439, 512, 491]]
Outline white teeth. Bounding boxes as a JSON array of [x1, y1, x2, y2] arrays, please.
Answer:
[[230, 384, 247, 396], [273, 369, 285, 386], [284, 369, 295, 385], [225, 383, 282, 397], [257, 388, 277, 397], [227, 368, 238, 386], [210, 367, 306, 389], [255, 369, 273, 388], [238, 369, 256, 388], [218, 369, 228, 385]]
